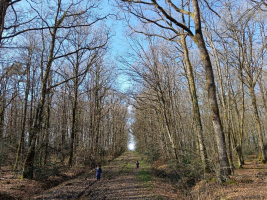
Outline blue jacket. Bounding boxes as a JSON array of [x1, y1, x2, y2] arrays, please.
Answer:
[[96, 167, 102, 175], [96, 167, 102, 174]]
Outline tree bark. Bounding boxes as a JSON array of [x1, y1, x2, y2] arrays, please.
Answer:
[[191, 0, 231, 180], [0, 88, 5, 141], [181, 34, 209, 172], [249, 83, 266, 163], [67, 54, 79, 167], [14, 49, 31, 170], [43, 92, 52, 166], [60, 86, 67, 162], [0, 0, 10, 43]]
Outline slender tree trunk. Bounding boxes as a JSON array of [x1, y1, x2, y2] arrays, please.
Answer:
[[68, 101, 76, 167], [14, 55, 31, 170], [206, 33, 235, 172], [226, 98, 234, 173], [181, 34, 209, 172], [22, 77, 46, 179], [43, 92, 52, 166], [88, 88, 95, 160], [0, 84, 6, 170], [259, 78, 267, 127], [0, 89, 5, 141], [0, 106, 4, 140], [237, 70, 245, 167], [0, 0, 10, 44], [191, 0, 231, 180], [22, 21, 60, 179], [93, 65, 102, 161], [249, 83, 266, 163], [61, 87, 67, 162], [159, 98, 178, 160], [67, 62, 79, 167], [230, 68, 245, 168]]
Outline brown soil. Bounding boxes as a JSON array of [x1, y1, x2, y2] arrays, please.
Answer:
[[191, 155, 267, 199], [0, 166, 88, 200], [77, 151, 181, 200], [31, 151, 180, 199], [1, 153, 267, 200]]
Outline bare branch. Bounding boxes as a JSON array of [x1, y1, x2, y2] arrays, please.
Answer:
[[166, 0, 194, 18], [49, 53, 98, 90], [2, 16, 110, 39], [150, 0, 194, 36], [122, 0, 153, 5], [52, 36, 109, 60], [201, 0, 221, 18]]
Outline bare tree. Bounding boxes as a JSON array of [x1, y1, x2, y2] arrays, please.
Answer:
[[119, 0, 231, 180], [21, 0, 109, 179], [218, 6, 267, 163]]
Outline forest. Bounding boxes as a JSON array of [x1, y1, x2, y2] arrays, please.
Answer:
[[1, 0, 267, 199]]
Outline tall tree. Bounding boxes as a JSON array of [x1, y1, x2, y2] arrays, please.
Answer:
[[119, 0, 231, 180], [219, 6, 267, 163], [22, 0, 109, 179]]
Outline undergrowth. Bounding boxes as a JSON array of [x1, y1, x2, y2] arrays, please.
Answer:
[[152, 153, 204, 188], [137, 169, 152, 182]]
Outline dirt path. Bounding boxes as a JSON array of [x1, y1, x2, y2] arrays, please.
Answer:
[[5, 152, 267, 199], [31, 151, 179, 200], [78, 151, 145, 199]]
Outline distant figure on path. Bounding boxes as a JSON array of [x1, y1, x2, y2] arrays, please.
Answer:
[[96, 165, 102, 181], [136, 160, 139, 169]]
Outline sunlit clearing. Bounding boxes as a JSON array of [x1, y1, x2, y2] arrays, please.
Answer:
[[128, 143, 135, 151]]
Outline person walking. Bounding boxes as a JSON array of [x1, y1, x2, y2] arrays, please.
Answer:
[[96, 165, 102, 181], [135, 161, 139, 169]]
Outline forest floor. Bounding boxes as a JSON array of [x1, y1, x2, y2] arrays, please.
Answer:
[[1, 153, 267, 199], [190, 155, 267, 199]]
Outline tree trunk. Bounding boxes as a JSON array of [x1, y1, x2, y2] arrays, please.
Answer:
[[249, 83, 266, 163], [61, 87, 67, 163], [22, 21, 60, 179], [0, 0, 10, 43], [43, 92, 52, 166], [191, 0, 231, 180], [181, 34, 209, 172], [237, 70, 245, 167], [67, 53, 79, 167], [14, 54, 31, 170], [259, 78, 267, 129], [0, 89, 5, 141], [0, 85, 6, 170], [67, 82, 78, 166]]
